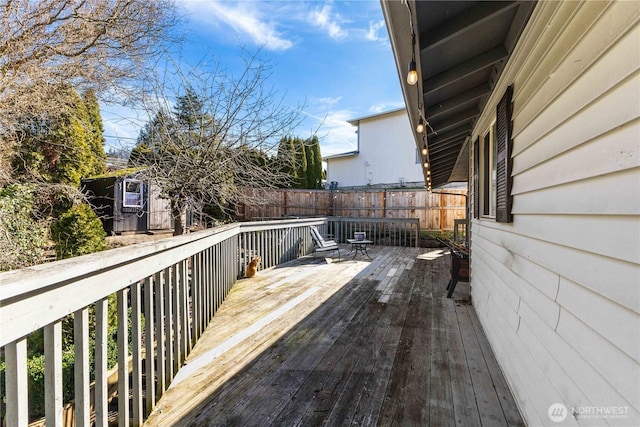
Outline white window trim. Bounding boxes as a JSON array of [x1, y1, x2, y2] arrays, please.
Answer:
[[480, 121, 497, 219], [123, 179, 144, 208]]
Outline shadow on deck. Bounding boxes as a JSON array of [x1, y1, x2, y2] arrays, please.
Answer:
[[144, 245, 523, 426]]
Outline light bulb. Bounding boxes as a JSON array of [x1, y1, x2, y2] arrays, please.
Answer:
[[423, 161, 429, 168], [407, 59, 418, 85], [416, 119, 425, 134]]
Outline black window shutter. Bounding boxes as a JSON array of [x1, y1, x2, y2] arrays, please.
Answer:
[[473, 137, 480, 219], [495, 85, 514, 223]]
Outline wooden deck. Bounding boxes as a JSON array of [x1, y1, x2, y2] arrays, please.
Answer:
[[144, 246, 523, 426]]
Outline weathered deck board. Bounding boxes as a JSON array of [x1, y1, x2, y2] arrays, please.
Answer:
[[143, 246, 523, 426]]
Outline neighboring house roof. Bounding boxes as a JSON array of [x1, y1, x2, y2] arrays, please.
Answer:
[[381, 1, 536, 187], [322, 150, 359, 161], [346, 107, 406, 126], [323, 108, 407, 161]]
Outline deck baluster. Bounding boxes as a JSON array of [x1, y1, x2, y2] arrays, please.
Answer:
[[94, 299, 109, 427], [44, 320, 63, 427], [155, 270, 166, 396], [74, 307, 91, 426], [131, 281, 143, 426], [144, 276, 156, 416], [116, 289, 129, 427], [5, 338, 28, 426]]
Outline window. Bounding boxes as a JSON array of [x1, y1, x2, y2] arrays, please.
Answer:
[[415, 148, 421, 164], [123, 179, 143, 208], [480, 123, 497, 217], [473, 85, 513, 222]]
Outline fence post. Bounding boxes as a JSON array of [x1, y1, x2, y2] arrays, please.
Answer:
[[284, 190, 288, 217], [381, 190, 387, 219], [440, 192, 445, 234]]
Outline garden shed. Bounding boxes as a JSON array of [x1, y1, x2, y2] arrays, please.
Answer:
[[81, 171, 173, 234]]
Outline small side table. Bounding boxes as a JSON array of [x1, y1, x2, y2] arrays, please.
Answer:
[[346, 239, 373, 259]]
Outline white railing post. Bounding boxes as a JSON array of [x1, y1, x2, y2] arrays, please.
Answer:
[[163, 266, 173, 384], [191, 253, 201, 343], [44, 320, 63, 427], [144, 276, 156, 416], [172, 265, 181, 371], [131, 281, 143, 426], [155, 271, 166, 396], [95, 298, 109, 427], [5, 337, 29, 427], [180, 259, 190, 356], [117, 288, 130, 427], [74, 307, 91, 426]]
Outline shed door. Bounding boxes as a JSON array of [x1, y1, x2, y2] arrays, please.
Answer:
[[147, 184, 172, 230]]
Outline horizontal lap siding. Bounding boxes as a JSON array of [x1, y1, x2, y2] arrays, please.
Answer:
[[470, 1, 640, 426]]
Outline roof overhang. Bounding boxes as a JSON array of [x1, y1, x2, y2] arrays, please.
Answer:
[[381, 0, 536, 188], [347, 107, 406, 126], [323, 150, 359, 161]]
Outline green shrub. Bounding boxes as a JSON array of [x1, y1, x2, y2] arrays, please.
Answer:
[[0, 350, 74, 422], [0, 184, 49, 271], [51, 203, 107, 259]]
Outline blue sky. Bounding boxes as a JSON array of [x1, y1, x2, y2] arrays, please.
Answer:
[[101, 0, 404, 157]]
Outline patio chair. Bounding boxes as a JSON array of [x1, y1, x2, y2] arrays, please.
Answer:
[[310, 226, 340, 260]]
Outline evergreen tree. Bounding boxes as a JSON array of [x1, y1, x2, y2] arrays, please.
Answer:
[[305, 139, 315, 189], [129, 110, 170, 166], [294, 137, 307, 188], [11, 85, 107, 186], [307, 135, 323, 189], [276, 136, 296, 187], [82, 89, 107, 176], [174, 86, 206, 135]]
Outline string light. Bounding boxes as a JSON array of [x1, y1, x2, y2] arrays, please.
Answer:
[[407, 57, 417, 85], [407, 25, 417, 85], [406, 1, 432, 189]]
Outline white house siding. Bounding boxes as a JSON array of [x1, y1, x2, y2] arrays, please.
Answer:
[[469, 2, 639, 426], [325, 109, 425, 188], [325, 154, 362, 188]]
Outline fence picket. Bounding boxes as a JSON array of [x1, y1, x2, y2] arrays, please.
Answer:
[[239, 188, 466, 231]]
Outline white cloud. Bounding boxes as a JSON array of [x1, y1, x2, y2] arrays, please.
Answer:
[[181, 1, 293, 51], [302, 109, 358, 156], [368, 101, 404, 114], [314, 96, 342, 108], [307, 3, 348, 40], [366, 20, 386, 42]]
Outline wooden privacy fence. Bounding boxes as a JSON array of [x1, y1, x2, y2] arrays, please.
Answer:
[[238, 188, 467, 231]]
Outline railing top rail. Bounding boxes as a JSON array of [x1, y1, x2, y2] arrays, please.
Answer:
[[327, 216, 420, 225], [0, 223, 240, 297], [0, 218, 328, 346], [238, 217, 327, 232]]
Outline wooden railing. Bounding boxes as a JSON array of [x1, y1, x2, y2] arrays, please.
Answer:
[[0, 218, 329, 427], [326, 217, 420, 248]]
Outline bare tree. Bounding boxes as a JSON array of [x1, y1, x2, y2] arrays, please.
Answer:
[[130, 51, 309, 235], [0, 0, 178, 182]]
